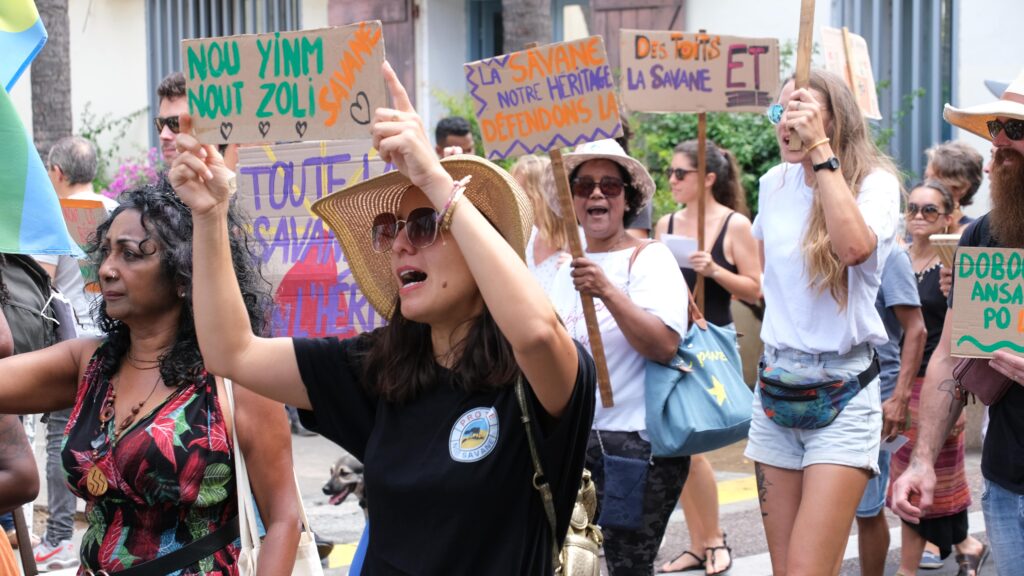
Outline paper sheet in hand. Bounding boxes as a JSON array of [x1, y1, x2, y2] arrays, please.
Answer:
[[661, 234, 697, 268]]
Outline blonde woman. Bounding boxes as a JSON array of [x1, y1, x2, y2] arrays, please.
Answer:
[[748, 69, 901, 575], [510, 155, 569, 293]]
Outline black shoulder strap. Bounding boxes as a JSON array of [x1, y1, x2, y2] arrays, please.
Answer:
[[514, 378, 561, 571]]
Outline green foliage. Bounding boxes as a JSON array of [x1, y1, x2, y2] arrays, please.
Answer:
[[629, 111, 780, 220], [872, 80, 926, 152], [77, 103, 150, 193]]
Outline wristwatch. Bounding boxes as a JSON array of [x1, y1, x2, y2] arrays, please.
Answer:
[[812, 156, 841, 172]]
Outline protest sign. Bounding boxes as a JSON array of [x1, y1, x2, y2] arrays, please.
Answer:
[[951, 247, 1024, 358], [236, 140, 393, 338], [619, 30, 780, 114], [821, 26, 882, 120], [182, 22, 386, 145], [464, 36, 622, 160], [59, 198, 107, 292]]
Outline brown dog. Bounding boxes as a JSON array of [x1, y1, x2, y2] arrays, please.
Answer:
[[322, 453, 367, 514]]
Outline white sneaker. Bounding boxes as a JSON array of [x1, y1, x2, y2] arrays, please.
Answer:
[[32, 539, 80, 571]]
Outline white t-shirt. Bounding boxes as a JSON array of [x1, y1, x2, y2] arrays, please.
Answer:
[[526, 227, 568, 296], [549, 242, 688, 431], [751, 163, 900, 354]]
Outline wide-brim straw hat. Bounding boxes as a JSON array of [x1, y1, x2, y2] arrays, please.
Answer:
[[311, 154, 533, 320], [562, 139, 656, 208], [945, 68, 1024, 140]]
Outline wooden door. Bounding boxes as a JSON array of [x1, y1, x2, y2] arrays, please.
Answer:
[[590, 0, 685, 71], [328, 0, 416, 105]]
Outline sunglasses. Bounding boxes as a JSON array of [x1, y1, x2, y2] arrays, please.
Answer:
[[154, 115, 181, 134], [905, 203, 946, 222], [766, 103, 784, 125], [987, 119, 1024, 141], [667, 167, 697, 181], [571, 176, 625, 198], [371, 207, 440, 252]]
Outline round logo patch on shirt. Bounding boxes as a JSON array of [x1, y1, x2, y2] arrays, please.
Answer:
[[449, 407, 500, 463]]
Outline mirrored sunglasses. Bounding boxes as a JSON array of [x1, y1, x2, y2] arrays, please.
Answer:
[[371, 207, 440, 253], [987, 119, 1024, 141], [571, 176, 625, 198], [766, 103, 784, 125]]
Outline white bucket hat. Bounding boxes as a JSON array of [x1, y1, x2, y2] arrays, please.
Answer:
[[945, 68, 1024, 140], [562, 139, 656, 209]]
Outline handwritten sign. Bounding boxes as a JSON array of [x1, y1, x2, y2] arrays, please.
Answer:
[[619, 30, 780, 114], [236, 141, 393, 337], [951, 247, 1024, 358], [59, 199, 108, 292], [464, 36, 622, 160], [182, 22, 386, 144], [821, 27, 881, 120]]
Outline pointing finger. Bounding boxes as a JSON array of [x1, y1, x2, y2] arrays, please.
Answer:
[[383, 60, 414, 113]]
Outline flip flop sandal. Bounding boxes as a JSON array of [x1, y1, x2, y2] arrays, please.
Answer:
[[954, 543, 990, 576], [705, 533, 733, 576], [657, 550, 705, 573]]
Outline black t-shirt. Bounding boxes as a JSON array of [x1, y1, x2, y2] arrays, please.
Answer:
[[295, 332, 596, 575], [916, 264, 947, 376], [951, 214, 1024, 494]]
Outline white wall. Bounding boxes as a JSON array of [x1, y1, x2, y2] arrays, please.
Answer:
[[302, 0, 328, 30], [686, 0, 833, 54], [950, 0, 1024, 217], [418, 0, 469, 142]]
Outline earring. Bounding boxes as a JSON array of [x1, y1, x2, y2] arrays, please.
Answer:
[[178, 290, 186, 298]]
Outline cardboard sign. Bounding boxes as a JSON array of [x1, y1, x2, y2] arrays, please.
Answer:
[[951, 247, 1024, 358], [236, 141, 393, 337], [182, 22, 386, 144], [59, 199, 108, 292], [464, 36, 622, 160], [619, 30, 780, 113], [821, 27, 881, 120]]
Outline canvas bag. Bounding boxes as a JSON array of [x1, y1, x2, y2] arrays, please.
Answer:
[[627, 243, 753, 457], [224, 380, 324, 576]]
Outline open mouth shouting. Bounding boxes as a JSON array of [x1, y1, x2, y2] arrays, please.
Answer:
[[397, 266, 428, 294]]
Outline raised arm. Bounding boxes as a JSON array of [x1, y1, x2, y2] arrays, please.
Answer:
[[371, 62, 579, 417], [169, 117, 310, 409], [0, 338, 87, 415]]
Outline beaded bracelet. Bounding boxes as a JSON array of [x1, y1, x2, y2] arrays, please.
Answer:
[[805, 137, 831, 153], [436, 174, 472, 231]]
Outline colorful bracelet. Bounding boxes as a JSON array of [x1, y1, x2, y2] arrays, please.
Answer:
[[437, 175, 472, 231], [805, 137, 831, 153]]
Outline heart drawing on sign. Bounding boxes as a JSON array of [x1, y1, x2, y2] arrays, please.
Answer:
[[350, 91, 371, 125], [219, 122, 233, 140], [258, 121, 271, 138], [295, 121, 307, 138]]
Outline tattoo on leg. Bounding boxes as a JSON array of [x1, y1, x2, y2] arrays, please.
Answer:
[[755, 463, 772, 518]]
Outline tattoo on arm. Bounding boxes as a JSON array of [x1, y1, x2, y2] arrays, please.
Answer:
[[755, 462, 772, 518]]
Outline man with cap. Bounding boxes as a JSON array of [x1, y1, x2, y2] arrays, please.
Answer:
[[892, 68, 1024, 575]]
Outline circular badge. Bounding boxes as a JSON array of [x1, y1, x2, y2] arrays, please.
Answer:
[[449, 406, 500, 463]]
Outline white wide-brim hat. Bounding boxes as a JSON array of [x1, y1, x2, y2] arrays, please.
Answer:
[[945, 68, 1024, 140], [562, 139, 656, 208]]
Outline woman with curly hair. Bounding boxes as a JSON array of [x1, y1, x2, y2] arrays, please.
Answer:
[[0, 182, 300, 574]]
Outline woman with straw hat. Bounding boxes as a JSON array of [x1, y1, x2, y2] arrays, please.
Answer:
[[169, 62, 596, 575]]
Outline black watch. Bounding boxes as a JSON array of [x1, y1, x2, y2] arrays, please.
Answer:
[[812, 156, 841, 172]]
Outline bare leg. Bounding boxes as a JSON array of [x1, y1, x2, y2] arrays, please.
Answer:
[[785, 464, 870, 576], [954, 535, 986, 576], [856, 511, 890, 576], [755, 462, 803, 576], [660, 456, 716, 573], [897, 523, 927, 576]]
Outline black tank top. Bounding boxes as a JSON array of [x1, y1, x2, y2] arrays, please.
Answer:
[[670, 211, 739, 326]]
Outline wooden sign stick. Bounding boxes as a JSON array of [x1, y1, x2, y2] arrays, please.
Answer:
[[520, 41, 614, 407], [789, 0, 816, 151], [695, 112, 707, 313]]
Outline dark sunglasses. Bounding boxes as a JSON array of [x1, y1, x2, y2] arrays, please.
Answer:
[[571, 176, 625, 198], [905, 203, 946, 222], [667, 167, 697, 181], [987, 119, 1024, 141], [154, 115, 181, 134], [766, 103, 784, 125], [371, 207, 440, 253]]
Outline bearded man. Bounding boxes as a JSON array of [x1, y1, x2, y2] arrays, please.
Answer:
[[892, 69, 1024, 575]]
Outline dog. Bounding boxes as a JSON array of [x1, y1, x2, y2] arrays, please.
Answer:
[[323, 453, 367, 515]]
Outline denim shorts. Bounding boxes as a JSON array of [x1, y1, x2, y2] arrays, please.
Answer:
[[744, 344, 882, 474], [856, 451, 891, 517]]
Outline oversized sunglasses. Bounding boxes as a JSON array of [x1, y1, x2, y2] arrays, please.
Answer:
[[667, 167, 697, 180], [987, 119, 1024, 141], [766, 103, 784, 125], [371, 207, 440, 252], [154, 115, 181, 134], [571, 176, 625, 198], [905, 203, 946, 222]]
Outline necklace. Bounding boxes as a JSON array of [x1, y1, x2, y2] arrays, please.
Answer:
[[597, 232, 631, 253], [913, 253, 939, 284], [126, 350, 162, 371], [102, 370, 163, 440]]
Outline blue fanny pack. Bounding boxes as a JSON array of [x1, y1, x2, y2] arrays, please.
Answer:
[[758, 353, 879, 430]]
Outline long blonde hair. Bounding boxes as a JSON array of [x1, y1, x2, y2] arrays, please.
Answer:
[[799, 69, 899, 307], [510, 155, 568, 250]]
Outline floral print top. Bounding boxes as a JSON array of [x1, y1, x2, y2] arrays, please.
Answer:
[[62, 343, 239, 575]]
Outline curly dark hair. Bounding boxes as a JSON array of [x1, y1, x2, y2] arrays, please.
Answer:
[[86, 178, 271, 387]]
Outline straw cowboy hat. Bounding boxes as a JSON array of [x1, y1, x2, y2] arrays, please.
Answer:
[[310, 155, 533, 320], [562, 139, 656, 208], [945, 68, 1024, 140]]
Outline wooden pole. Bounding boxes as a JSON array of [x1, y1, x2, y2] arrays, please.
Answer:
[[521, 41, 614, 408], [789, 0, 816, 151], [695, 112, 707, 313], [550, 149, 614, 408], [13, 508, 37, 575]]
